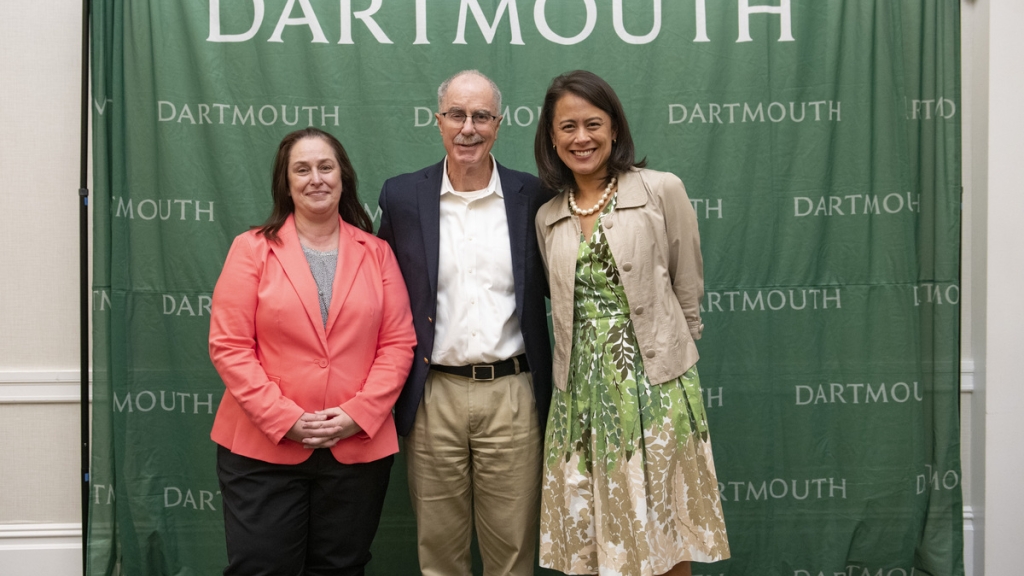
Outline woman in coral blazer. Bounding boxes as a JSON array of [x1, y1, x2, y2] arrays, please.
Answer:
[[209, 127, 415, 576]]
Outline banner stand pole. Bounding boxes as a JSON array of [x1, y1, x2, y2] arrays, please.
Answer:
[[79, 0, 92, 573]]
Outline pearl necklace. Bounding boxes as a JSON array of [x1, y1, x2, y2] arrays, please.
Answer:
[[568, 176, 617, 216]]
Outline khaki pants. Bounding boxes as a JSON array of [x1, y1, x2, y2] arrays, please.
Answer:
[[406, 369, 542, 576]]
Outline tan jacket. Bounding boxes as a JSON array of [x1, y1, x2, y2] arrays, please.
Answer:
[[536, 167, 704, 390]]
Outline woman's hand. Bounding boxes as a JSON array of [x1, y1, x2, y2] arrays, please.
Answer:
[[298, 407, 363, 449], [284, 412, 328, 444]]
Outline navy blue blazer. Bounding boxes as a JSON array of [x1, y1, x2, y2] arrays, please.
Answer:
[[378, 160, 554, 437]]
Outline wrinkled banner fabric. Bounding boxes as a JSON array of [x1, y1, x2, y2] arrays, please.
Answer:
[[89, 1, 963, 575]]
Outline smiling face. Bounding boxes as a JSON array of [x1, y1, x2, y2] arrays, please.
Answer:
[[550, 93, 617, 183], [287, 136, 342, 221], [436, 73, 502, 173]]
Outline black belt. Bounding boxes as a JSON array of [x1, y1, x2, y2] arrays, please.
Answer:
[[431, 354, 530, 381]]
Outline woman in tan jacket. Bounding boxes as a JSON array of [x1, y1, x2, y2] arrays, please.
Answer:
[[533, 70, 730, 576]]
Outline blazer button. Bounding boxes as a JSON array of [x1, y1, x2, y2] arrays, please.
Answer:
[[423, 357, 429, 364], [428, 316, 433, 323], [634, 306, 644, 315], [622, 263, 632, 272], [645, 350, 656, 358], [604, 220, 614, 229], [318, 359, 328, 368]]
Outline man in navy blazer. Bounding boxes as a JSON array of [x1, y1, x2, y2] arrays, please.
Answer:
[[378, 70, 553, 576]]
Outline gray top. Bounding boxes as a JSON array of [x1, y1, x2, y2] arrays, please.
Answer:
[[302, 245, 338, 327]]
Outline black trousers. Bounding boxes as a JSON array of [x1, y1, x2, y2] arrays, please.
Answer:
[[217, 445, 393, 576]]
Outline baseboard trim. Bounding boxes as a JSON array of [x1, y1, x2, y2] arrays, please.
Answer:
[[0, 523, 83, 576], [961, 359, 975, 393], [0, 523, 82, 547], [0, 371, 91, 404], [0, 362, 975, 403]]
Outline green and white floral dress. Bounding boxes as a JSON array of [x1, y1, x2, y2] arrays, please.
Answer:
[[540, 197, 730, 576]]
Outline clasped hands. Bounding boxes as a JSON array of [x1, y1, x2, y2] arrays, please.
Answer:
[[285, 407, 362, 448]]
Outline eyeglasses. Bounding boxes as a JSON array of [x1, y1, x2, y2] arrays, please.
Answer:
[[440, 110, 499, 126]]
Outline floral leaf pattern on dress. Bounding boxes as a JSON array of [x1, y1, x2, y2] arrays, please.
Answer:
[[541, 196, 730, 575]]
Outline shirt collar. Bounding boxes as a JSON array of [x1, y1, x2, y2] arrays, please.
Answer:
[[441, 154, 503, 198]]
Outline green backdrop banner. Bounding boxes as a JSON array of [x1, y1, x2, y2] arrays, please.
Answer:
[[88, 1, 964, 575]]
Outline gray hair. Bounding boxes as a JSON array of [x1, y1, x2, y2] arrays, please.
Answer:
[[436, 70, 502, 114]]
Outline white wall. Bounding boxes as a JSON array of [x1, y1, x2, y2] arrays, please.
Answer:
[[958, 0, 1024, 573], [959, 0, 987, 572], [0, 1, 86, 574], [975, 0, 1024, 573], [1, 1, 1020, 575]]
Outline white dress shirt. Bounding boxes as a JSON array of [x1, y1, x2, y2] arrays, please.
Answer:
[[431, 156, 526, 366]]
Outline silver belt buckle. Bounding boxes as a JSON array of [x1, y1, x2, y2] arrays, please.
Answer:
[[472, 364, 495, 381]]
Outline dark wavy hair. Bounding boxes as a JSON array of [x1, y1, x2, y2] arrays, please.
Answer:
[[534, 70, 646, 191], [257, 127, 371, 241]]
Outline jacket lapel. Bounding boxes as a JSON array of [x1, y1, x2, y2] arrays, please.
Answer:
[[271, 216, 330, 348], [417, 163, 443, 299], [498, 164, 528, 314], [543, 190, 573, 226], [541, 191, 579, 319], [324, 219, 366, 336], [614, 167, 648, 210]]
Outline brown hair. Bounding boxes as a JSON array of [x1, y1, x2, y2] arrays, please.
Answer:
[[534, 70, 646, 191], [257, 127, 371, 241]]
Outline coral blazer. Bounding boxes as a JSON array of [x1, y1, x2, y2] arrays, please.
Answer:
[[209, 215, 415, 465]]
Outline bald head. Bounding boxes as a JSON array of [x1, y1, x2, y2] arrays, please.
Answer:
[[437, 70, 502, 113]]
